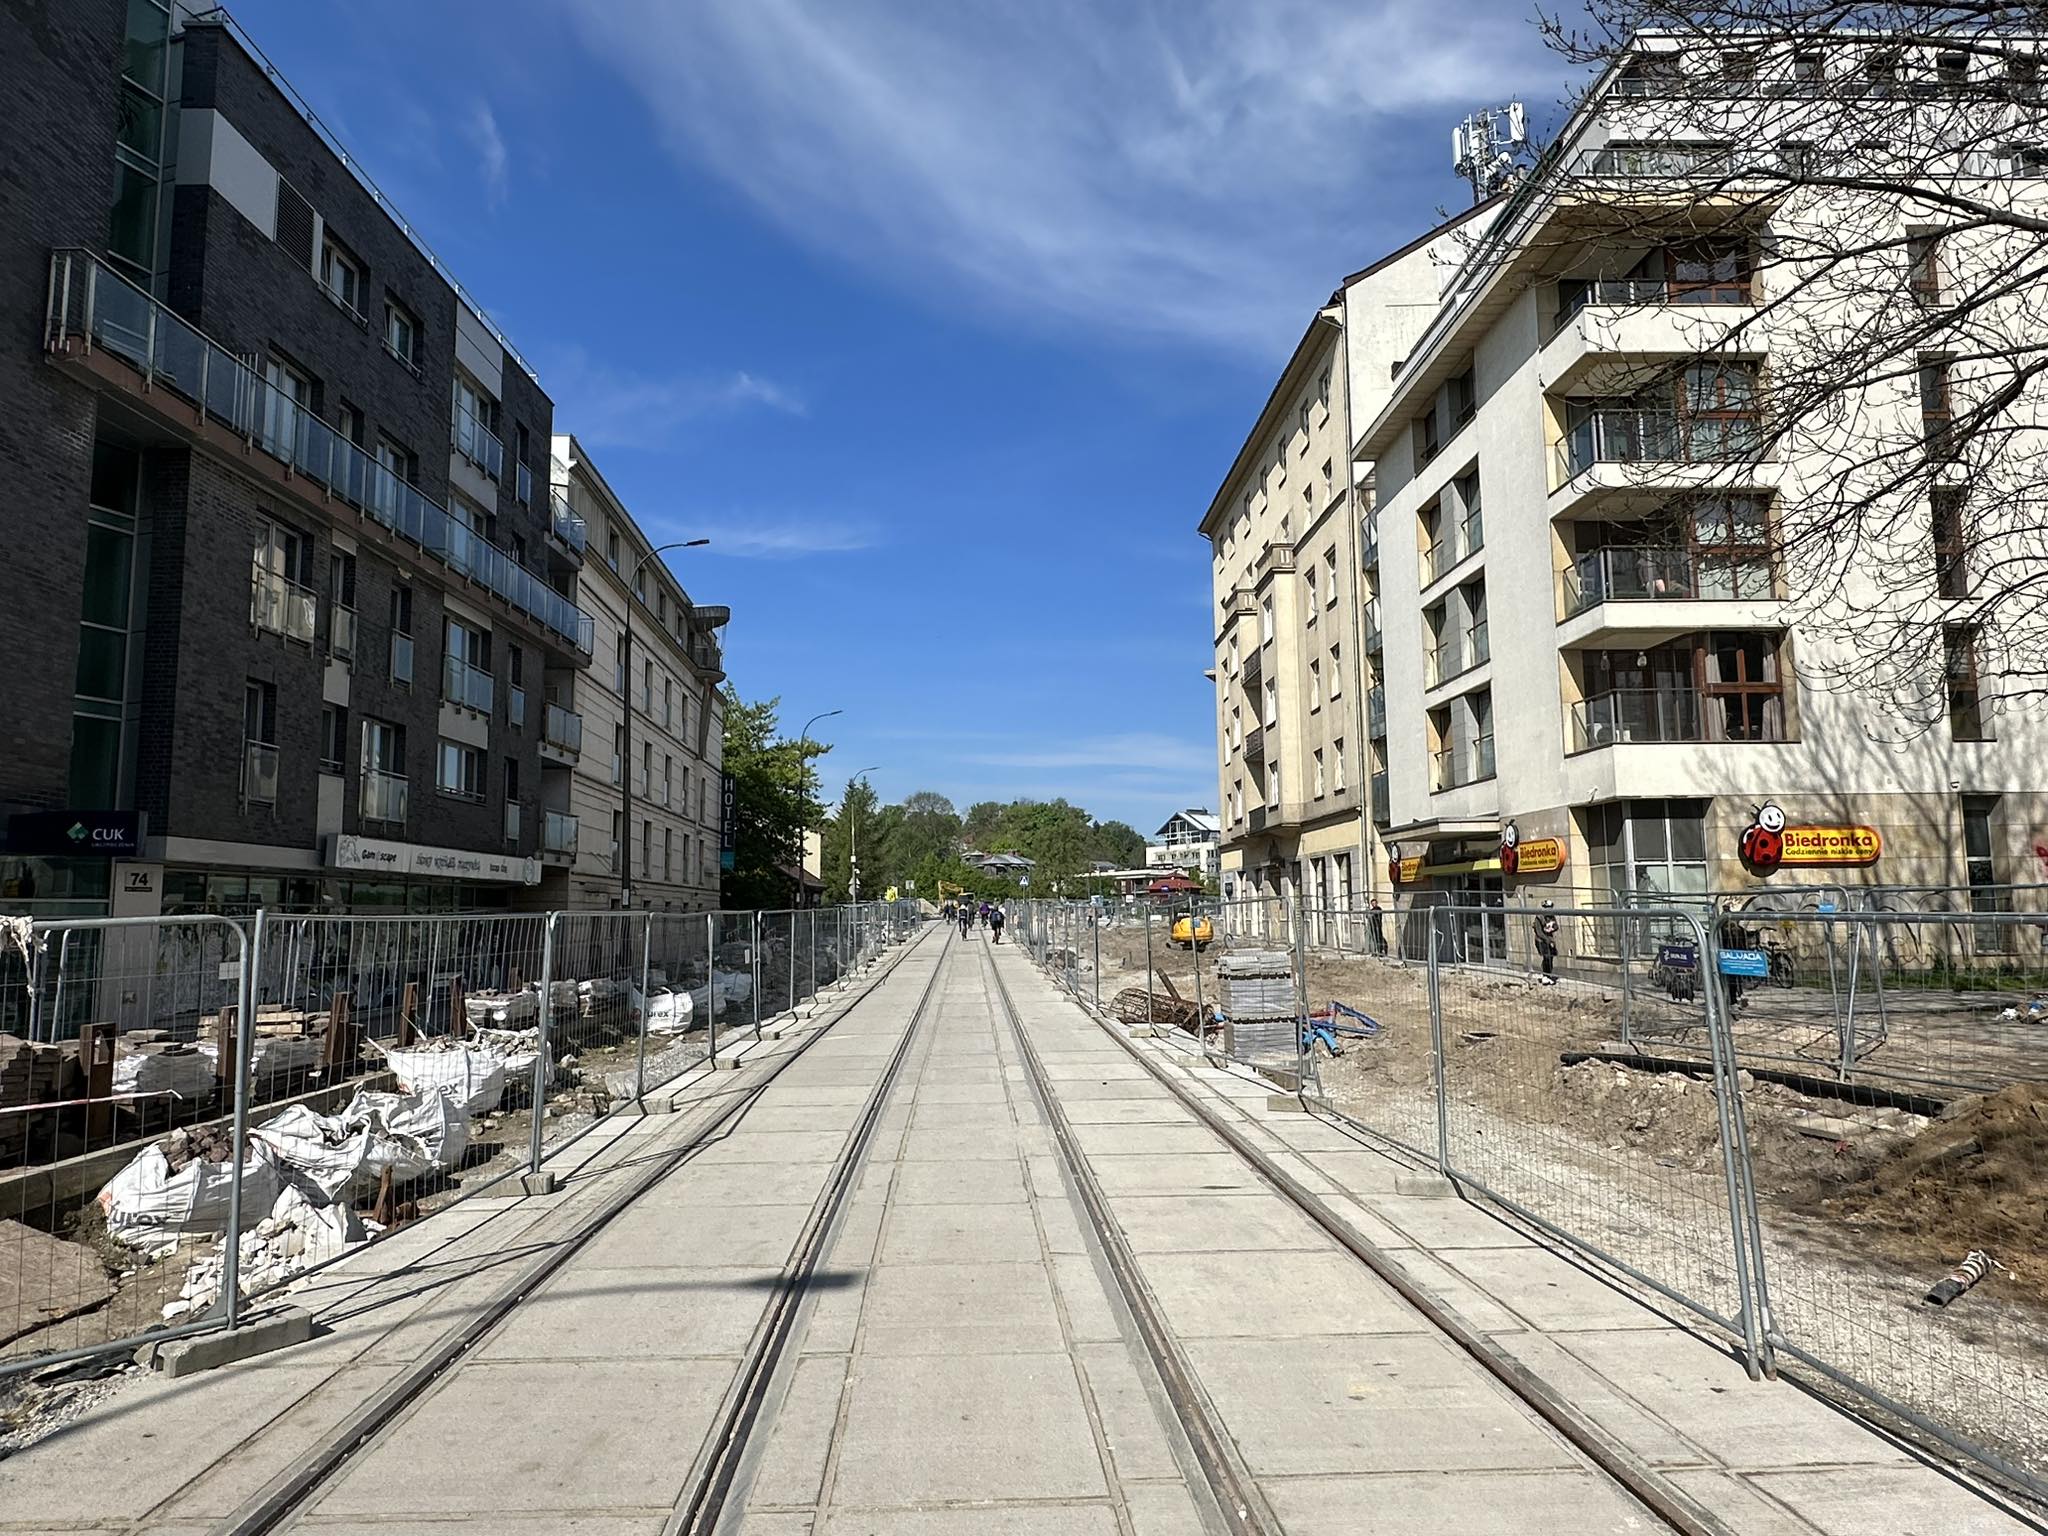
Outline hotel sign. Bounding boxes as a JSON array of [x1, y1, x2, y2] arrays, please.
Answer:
[[330, 835, 542, 886]]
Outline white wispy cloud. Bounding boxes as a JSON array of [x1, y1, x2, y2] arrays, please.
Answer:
[[688, 519, 880, 558], [563, 0, 1562, 352], [547, 350, 808, 450], [462, 100, 509, 207]]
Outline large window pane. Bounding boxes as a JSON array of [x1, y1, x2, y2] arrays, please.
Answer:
[[123, 0, 168, 87], [116, 81, 161, 159], [109, 158, 158, 270], [74, 628, 125, 700], [66, 715, 122, 807], [81, 524, 133, 628], [90, 440, 139, 517]]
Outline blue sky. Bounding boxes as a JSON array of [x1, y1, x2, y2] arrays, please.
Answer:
[[231, 0, 1571, 830]]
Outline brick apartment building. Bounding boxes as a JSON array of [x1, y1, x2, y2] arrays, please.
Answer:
[[0, 2, 595, 918]]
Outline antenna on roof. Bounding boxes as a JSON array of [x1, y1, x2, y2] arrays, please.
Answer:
[[1451, 103, 1530, 204]]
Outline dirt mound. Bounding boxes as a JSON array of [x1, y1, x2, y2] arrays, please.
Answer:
[[1829, 1083, 2048, 1297]]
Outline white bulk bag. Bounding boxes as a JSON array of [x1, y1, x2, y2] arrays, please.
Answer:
[[98, 1142, 283, 1246], [384, 1045, 508, 1116]]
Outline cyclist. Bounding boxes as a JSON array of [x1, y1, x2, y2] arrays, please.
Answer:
[[990, 903, 1007, 944], [958, 904, 972, 938]]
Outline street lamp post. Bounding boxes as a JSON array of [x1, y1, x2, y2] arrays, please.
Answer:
[[789, 709, 841, 909], [621, 538, 709, 909], [846, 765, 881, 906]]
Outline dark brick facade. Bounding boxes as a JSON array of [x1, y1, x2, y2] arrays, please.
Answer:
[[0, 0, 124, 814], [2, 6, 570, 892]]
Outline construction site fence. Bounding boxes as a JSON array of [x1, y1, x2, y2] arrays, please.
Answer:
[[0, 899, 922, 1382], [1011, 894, 2048, 1504]]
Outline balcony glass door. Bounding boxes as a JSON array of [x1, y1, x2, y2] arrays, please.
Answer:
[[261, 358, 309, 462]]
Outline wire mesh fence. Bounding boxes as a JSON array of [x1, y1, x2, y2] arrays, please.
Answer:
[[1014, 888, 2048, 1501], [0, 899, 909, 1382]]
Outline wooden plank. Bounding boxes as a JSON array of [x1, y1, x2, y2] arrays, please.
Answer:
[[0, 1217, 115, 1348]]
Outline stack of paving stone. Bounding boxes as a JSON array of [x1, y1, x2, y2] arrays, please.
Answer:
[[0, 1034, 75, 1162], [1214, 950, 1298, 1061]]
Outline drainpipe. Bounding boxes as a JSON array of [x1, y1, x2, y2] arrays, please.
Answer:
[[1320, 299, 1377, 904]]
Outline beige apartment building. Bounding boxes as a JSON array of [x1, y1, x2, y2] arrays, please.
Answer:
[[540, 435, 728, 911], [1202, 209, 1495, 929], [1211, 35, 2048, 957]]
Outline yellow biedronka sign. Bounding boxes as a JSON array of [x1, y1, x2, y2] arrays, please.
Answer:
[[1779, 824, 1882, 866]]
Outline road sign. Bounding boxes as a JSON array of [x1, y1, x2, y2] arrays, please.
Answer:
[[1718, 948, 1770, 978]]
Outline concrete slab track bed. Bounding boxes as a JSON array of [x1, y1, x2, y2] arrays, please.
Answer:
[[0, 923, 2040, 1535]]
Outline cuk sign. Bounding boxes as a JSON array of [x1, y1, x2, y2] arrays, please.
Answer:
[[330, 835, 542, 886], [7, 810, 145, 859]]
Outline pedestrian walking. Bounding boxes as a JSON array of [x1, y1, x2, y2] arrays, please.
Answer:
[[1534, 900, 1560, 986], [990, 904, 1006, 944], [1368, 896, 1387, 957]]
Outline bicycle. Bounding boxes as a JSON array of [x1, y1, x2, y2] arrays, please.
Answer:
[[1758, 932, 1795, 988]]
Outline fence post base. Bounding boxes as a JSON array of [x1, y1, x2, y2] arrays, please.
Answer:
[[520, 1170, 559, 1196]]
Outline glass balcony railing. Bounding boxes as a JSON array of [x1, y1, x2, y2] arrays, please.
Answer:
[[452, 403, 504, 480], [1554, 277, 1753, 335], [1430, 737, 1495, 792], [46, 251, 594, 655], [504, 801, 521, 843], [360, 769, 408, 824], [391, 632, 415, 687], [242, 741, 279, 805], [251, 567, 316, 643], [544, 703, 584, 755], [1561, 548, 1697, 615], [1370, 771, 1389, 825], [442, 655, 496, 714], [1367, 688, 1386, 737], [1362, 601, 1382, 653], [515, 461, 532, 506], [1556, 408, 1762, 481], [543, 810, 579, 856], [548, 490, 589, 554], [1570, 688, 1706, 749], [1469, 618, 1489, 667], [329, 604, 358, 663], [1420, 511, 1484, 586], [508, 685, 526, 730]]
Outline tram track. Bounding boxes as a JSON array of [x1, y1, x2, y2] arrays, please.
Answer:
[[211, 923, 950, 1536], [982, 935, 1740, 1536]]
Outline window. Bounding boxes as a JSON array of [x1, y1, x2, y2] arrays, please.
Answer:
[[2008, 53, 2041, 98], [320, 239, 364, 318], [664, 827, 674, 882], [243, 681, 278, 806], [443, 617, 493, 711], [1317, 367, 1331, 412], [1313, 749, 1326, 799], [1446, 365, 1476, 426], [1416, 404, 1442, 469], [252, 521, 315, 642], [641, 742, 653, 798], [1309, 659, 1322, 712], [1230, 706, 1241, 750], [361, 717, 404, 773], [1260, 595, 1275, 644], [1297, 399, 1311, 446], [383, 299, 419, 368], [1935, 50, 1969, 86], [1677, 363, 1760, 457], [1333, 738, 1347, 792], [610, 810, 624, 872], [1703, 631, 1785, 741], [663, 679, 674, 728], [1931, 486, 1971, 598], [1262, 679, 1278, 729], [642, 819, 653, 879], [1328, 643, 1342, 699], [436, 739, 484, 800], [452, 372, 501, 476], [1582, 799, 1708, 955], [1692, 496, 1776, 599], [664, 754, 674, 806], [1667, 241, 1751, 303], [1919, 357, 1954, 458], [1946, 623, 1991, 739], [1962, 796, 2007, 939], [504, 759, 521, 842], [388, 586, 414, 686], [607, 527, 622, 573], [612, 724, 625, 786], [1304, 564, 1319, 622], [320, 705, 346, 774], [1907, 232, 1943, 302], [1791, 49, 1824, 84], [1721, 48, 1758, 81], [1323, 547, 1339, 606]]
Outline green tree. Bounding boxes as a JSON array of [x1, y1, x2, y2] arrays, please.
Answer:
[[890, 791, 963, 873], [961, 801, 1005, 849], [1090, 819, 1145, 870], [718, 688, 827, 909]]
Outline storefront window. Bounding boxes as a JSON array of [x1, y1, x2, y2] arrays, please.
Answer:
[[1581, 799, 1708, 955]]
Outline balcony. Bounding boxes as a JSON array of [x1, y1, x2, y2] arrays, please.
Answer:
[[542, 810, 579, 860], [45, 251, 595, 657], [1361, 521, 1379, 569], [1562, 547, 1698, 617], [1370, 771, 1390, 825], [1367, 688, 1386, 738], [1420, 511, 1484, 588], [1244, 724, 1266, 761], [360, 769, 409, 825], [1567, 686, 1789, 751], [542, 703, 583, 762], [242, 741, 279, 806], [1431, 736, 1495, 792], [452, 404, 504, 481], [547, 490, 589, 559], [329, 604, 358, 664], [1558, 407, 1761, 479], [1241, 648, 1263, 693], [251, 567, 316, 644], [1543, 289, 1757, 395], [1363, 601, 1383, 654], [1248, 806, 1268, 833], [442, 655, 495, 714]]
